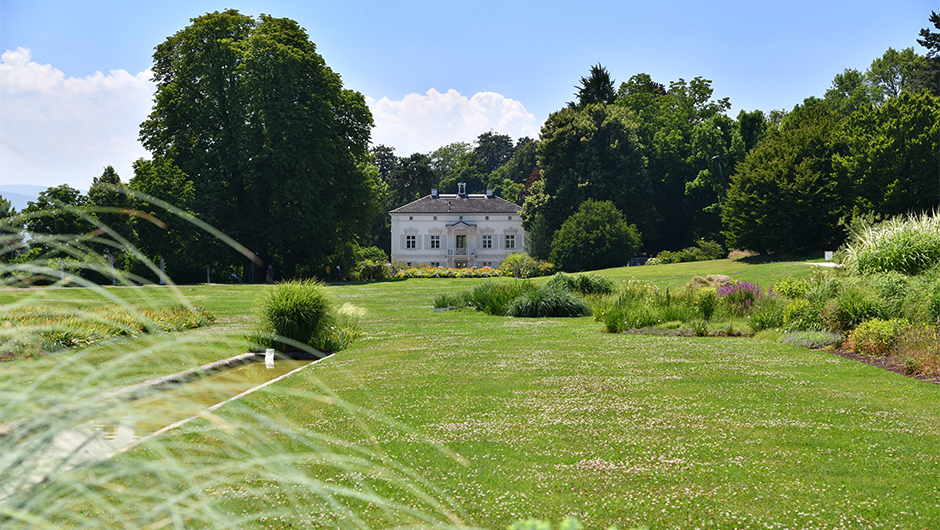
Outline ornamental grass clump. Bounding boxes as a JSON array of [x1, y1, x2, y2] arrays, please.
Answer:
[[545, 272, 614, 295], [252, 279, 339, 352], [507, 286, 592, 318], [469, 280, 535, 316], [842, 212, 940, 276]]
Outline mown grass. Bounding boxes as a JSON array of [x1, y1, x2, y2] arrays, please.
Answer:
[[3, 264, 940, 528]]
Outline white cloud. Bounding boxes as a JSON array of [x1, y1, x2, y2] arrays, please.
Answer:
[[366, 88, 540, 155], [0, 47, 154, 190]]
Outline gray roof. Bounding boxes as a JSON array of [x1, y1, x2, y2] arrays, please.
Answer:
[[389, 194, 522, 215]]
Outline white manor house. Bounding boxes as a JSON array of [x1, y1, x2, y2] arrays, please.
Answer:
[[389, 184, 525, 269]]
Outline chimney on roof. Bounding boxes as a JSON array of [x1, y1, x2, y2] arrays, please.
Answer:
[[486, 188, 494, 199], [458, 182, 467, 198], [431, 188, 438, 199]]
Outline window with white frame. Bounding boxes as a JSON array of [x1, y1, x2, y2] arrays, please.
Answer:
[[430, 235, 440, 249], [406, 235, 416, 249], [482, 234, 492, 249], [431, 262, 441, 267], [505, 234, 515, 249]]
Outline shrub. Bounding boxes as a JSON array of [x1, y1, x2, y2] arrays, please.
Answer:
[[748, 294, 786, 332], [499, 252, 553, 278], [845, 318, 910, 356], [685, 275, 735, 290], [545, 272, 614, 295], [252, 280, 335, 352], [549, 200, 642, 272], [892, 324, 940, 376], [507, 286, 591, 318], [718, 281, 763, 315], [697, 287, 719, 320], [602, 299, 661, 332], [775, 276, 811, 299], [433, 291, 471, 309], [777, 330, 843, 349], [842, 212, 940, 276], [782, 298, 826, 331], [823, 284, 887, 332], [470, 280, 535, 316]]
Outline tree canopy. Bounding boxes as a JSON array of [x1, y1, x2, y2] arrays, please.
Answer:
[[140, 10, 380, 278], [550, 200, 642, 271]]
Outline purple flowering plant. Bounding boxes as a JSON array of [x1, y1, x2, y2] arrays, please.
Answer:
[[717, 281, 764, 315]]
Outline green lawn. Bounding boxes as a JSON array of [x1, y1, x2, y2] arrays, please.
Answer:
[[2, 263, 939, 529]]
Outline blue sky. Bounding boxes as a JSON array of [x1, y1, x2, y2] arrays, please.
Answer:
[[1, 0, 935, 193]]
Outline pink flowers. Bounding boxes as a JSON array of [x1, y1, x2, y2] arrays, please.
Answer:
[[718, 281, 763, 315]]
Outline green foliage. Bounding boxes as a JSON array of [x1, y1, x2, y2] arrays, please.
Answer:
[[469, 280, 536, 316], [747, 294, 787, 332], [893, 324, 940, 376], [722, 99, 850, 254], [499, 252, 553, 278], [775, 276, 811, 299], [253, 280, 335, 352], [842, 212, 940, 276], [507, 286, 592, 318], [550, 200, 642, 272], [835, 91, 939, 218], [536, 103, 653, 242], [1, 304, 215, 360], [847, 318, 911, 356], [777, 330, 843, 350], [823, 282, 888, 332], [141, 10, 380, 279], [697, 287, 719, 320], [545, 272, 614, 295], [654, 240, 724, 264], [433, 291, 472, 309]]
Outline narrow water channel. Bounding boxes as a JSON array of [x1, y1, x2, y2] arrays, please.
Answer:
[[1, 359, 312, 500]]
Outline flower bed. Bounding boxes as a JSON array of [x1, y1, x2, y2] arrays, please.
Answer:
[[393, 266, 504, 279]]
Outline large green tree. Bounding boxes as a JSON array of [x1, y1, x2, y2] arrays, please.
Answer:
[[835, 90, 940, 216], [573, 64, 617, 108], [387, 153, 437, 207], [722, 99, 850, 254], [615, 74, 732, 250], [87, 165, 135, 255], [128, 156, 201, 282], [19, 185, 91, 255], [140, 10, 380, 279], [549, 199, 642, 272], [533, 103, 653, 248]]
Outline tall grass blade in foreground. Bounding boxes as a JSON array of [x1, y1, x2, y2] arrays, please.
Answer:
[[0, 195, 467, 528]]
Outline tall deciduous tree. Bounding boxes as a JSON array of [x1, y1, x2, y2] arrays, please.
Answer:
[[835, 90, 940, 216], [866, 47, 929, 101], [129, 156, 200, 282], [722, 99, 850, 254], [534, 103, 653, 248], [615, 74, 731, 250], [19, 185, 91, 255], [87, 165, 135, 254], [140, 10, 380, 279]]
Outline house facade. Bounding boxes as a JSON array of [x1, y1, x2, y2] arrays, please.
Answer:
[[389, 184, 525, 268]]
